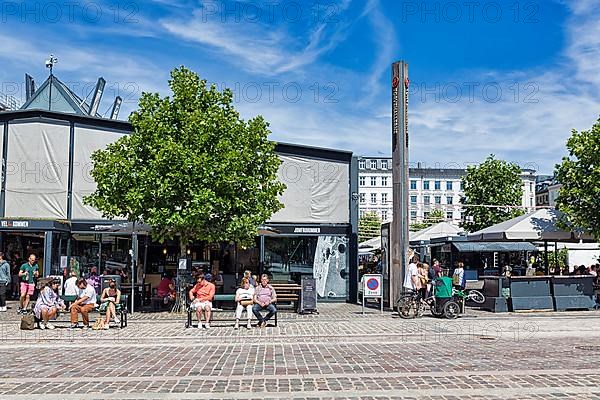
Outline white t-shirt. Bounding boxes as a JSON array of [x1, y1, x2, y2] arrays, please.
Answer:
[[64, 277, 78, 296], [403, 263, 418, 290], [236, 287, 255, 301], [78, 285, 97, 306]]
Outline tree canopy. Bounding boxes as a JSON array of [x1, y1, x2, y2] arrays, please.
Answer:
[[555, 117, 600, 241], [85, 67, 286, 249], [359, 212, 382, 242], [460, 155, 524, 232]]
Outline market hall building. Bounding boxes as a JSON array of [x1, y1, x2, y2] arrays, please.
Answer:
[[0, 74, 359, 303]]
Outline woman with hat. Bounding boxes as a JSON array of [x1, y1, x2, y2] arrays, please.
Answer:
[[99, 278, 121, 329], [33, 279, 65, 330]]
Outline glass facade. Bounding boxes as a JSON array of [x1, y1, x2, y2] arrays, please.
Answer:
[[264, 235, 349, 301]]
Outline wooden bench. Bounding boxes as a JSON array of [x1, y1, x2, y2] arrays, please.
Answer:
[[185, 293, 278, 328], [40, 294, 129, 329], [271, 283, 301, 310]]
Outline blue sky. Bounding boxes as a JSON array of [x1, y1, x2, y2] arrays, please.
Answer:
[[1, 0, 599, 173]]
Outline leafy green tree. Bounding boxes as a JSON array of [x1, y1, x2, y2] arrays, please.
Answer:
[[460, 155, 524, 232], [85, 67, 286, 252], [555, 118, 600, 241], [359, 212, 382, 242], [427, 208, 445, 224]]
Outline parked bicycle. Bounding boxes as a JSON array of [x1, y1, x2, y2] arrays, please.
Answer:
[[396, 277, 461, 319], [452, 288, 485, 304]]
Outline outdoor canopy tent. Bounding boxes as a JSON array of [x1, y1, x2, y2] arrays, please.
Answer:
[[410, 222, 463, 243], [467, 208, 595, 243]]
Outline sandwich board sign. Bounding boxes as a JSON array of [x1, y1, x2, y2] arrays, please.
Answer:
[[361, 274, 383, 314]]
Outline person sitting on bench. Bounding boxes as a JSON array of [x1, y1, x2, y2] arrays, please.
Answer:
[[234, 278, 255, 330], [69, 278, 97, 329], [33, 279, 65, 330], [99, 278, 121, 329], [252, 274, 277, 328], [189, 273, 215, 329]]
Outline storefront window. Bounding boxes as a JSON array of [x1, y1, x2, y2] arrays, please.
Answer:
[[264, 235, 349, 300]]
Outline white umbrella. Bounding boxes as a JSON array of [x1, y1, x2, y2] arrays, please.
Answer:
[[468, 208, 594, 242]]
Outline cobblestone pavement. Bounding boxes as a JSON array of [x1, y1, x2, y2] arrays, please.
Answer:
[[1, 301, 600, 399]]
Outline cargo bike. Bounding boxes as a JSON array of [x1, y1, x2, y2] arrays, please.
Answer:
[[396, 276, 461, 319]]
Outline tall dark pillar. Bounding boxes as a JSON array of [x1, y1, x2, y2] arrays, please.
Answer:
[[391, 61, 410, 306]]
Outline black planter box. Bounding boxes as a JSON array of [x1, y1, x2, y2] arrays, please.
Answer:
[[509, 276, 554, 311], [552, 275, 595, 311]]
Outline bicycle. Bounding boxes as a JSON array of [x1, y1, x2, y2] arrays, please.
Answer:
[[452, 288, 485, 304], [396, 290, 424, 319]]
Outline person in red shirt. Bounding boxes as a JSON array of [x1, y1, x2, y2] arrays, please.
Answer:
[[157, 273, 176, 306], [188, 273, 215, 329]]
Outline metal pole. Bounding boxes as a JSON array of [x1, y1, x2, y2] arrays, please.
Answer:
[[131, 221, 137, 314]]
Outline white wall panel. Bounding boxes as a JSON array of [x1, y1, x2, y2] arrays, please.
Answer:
[[72, 126, 125, 220], [270, 155, 349, 224], [5, 122, 70, 219]]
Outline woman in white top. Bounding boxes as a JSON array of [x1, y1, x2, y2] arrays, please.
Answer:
[[234, 278, 255, 330]]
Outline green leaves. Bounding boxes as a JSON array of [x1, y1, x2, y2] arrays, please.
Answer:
[[555, 118, 600, 241], [359, 212, 382, 242], [460, 155, 524, 232], [85, 66, 285, 249]]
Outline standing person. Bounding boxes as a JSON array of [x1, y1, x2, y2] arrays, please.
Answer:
[[10, 255, 20, 299], [241, 270, 257, 287], [234, 278, 255, 330], [403, 255, 419, 294], [99, 279, 121, 329], [188, 273, 215, 329], [18, 254, 39, 314], [252, 274, 277, 328], [64, 270, 78, 296], [452, 262, 465, 290], [33, 279, 65, 330], [417, 263, 428, 299], [69, 278, 97, 329], [0, 252, 10, 312]]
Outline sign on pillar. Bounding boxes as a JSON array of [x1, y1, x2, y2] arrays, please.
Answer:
[[362, 273, 383, 314]]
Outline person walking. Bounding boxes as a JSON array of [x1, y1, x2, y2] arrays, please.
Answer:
[[18, 254, 39, 314], [252, 274, 277, 328], [0, 252, 10, 312], [234, 278, 255, 330]]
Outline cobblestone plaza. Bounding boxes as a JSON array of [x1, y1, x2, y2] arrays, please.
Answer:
[[1, 303, 600, 399]]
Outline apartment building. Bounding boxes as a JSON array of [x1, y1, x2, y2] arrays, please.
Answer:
[[358, 157, 537, 225]]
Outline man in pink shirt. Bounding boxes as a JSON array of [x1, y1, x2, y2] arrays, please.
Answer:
[[252, 274, 277, 328]]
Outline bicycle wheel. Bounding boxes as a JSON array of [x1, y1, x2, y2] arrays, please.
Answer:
[[467, 290, 485, 304], [396, 296, 418, 319], [443, 300, 460, 319]]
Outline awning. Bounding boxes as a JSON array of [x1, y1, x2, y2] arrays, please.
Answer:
[[452, 242, 537, 252]]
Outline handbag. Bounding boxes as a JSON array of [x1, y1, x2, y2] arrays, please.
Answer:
[[240, 299, 253, 306], [20, 314, 35, 330]]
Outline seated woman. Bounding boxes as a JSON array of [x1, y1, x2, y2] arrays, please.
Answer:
[[33, 279, 65, 330], [234, 278, 255, 330], [99, 278, 121, 329], [157, 272, 176, 306]]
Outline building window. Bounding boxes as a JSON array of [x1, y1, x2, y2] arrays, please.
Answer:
[[370, 160, 377, 169], [381, 160, 388, 169], [381, 210, 388, 221], [381, 193, 388, 204], [424, 195, 430, 205], [360, 210, 366, 218], [529, 182, 533, 192], [360, 193, 365, 203], [371, 193, 377, 204], [530, 198, 533, 207], [435, 196, 441, 204], [446, 211, 453, 220], [410, 195, 417, 204], [410, 211, 417, 220], [410, 180, 417, 190], [370, 176, 377, 186], [358, 159, 366, 169], [381, 176, 388, 186], [359, 176, 365, 186], [447, 196, 453, 204], [434, 180, 441, 190], [446, 181, 453, 190], [423, 181, 430, 190]]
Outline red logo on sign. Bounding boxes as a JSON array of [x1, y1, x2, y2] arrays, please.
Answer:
[[392, 76, 399, 88]]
